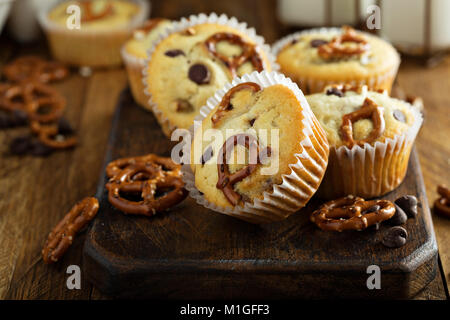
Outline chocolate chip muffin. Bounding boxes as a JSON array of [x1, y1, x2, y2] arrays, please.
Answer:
[[272, 26, 400, 94], [144, 13, 276, 137], [184, 71, 329, 223], [306, 85, 423, 198]]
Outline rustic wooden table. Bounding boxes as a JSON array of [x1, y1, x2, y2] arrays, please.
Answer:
[[0, 0, 448, 300]]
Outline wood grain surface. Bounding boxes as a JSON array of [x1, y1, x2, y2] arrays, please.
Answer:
[[0, 0, 448, 300]]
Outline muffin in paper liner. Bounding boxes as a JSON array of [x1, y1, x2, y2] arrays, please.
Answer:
[[37, 0, 149, 67], [306, 86, 423, 199], [143, 12, 279, 138], [121, 19, 172, 109], [180, 71, 329, 224], [272, 27, 400, 95]]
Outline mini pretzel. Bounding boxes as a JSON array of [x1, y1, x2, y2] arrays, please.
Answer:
[[434, 185, 450, 218], [310, 195, 396, 232], [318, 26, 370, 60], [42, 197, 99, 264], [205, 32, 264, 77], [27, 97, 65, 124], [216, 134, 271, 206], [30, 118, 77, 150], [211, 82, 261, 126], [340, 97, 385, 148], [106, 163, 187, 215], [106, 154, 179, 178], [80, 1, 114, 22], [3, 56, 68, 83]]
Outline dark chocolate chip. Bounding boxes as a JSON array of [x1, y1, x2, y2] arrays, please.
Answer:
[[57, 117, 75, 135], [188, 63, 211, 85], [389, 204, 408, 225], [10, 136, 32, 155], [164, 49, 185, 57], [226, 104, 233, 111], [395, 195, 418, 218], [175, 99, 194, 113], [310, 39, 328, 48], [200, 146, 214, 165], [290, 39, 298, 45], [249, 118, 256, 126], [326, 87, 343, 97], [393, 110, 406, 123], [362, 205, 381, 214], [382, 226, 407, 248], [30, 141, 53, 157]]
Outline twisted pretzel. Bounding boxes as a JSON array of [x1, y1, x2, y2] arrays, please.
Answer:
[[318, 26, 370, 60], [340, 97, 385, 148], [3, 56, 68, 83], [42, 197, 99, 264], [80, 0, 114, 22], [205, 32, 264, 77], [310, 195, 396, 232], [211, 82, 261, 126], [216, 134, 271, 206], [106, 154, 179, 178], [30, 117, 77, 150], [434, 185, 450, 218]]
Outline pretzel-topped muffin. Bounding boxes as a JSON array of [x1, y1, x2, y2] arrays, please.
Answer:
[[306, 85, 423, 198]]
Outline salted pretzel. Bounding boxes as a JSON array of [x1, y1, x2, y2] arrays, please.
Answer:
[[27, 97, 65, 124], [205, 32, 264, 77], [80, 0, 114, 22], [216, 134, 271, 206], [42, 197, 99, 264], [318, 26, 370, 60], [434, 185, 450, 218], [340, 97, 385, 148], [211, 82, 261, 126], [106, 154, 179, 178], [106, 162, 187, 215], [310, 195, 396, 232], [30, 117, 77, 150], [3, 56, 68, 83]]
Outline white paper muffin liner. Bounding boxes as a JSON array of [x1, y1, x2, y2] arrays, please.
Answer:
[[142, 12, 279, 137], [37, 0, 150, 34], [318, 96, 423, 199], [271, 27, 400, 94], [180, 70, 329, 224]]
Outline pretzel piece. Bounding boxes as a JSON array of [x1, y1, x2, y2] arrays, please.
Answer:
[[211, 82, 261, 126], [106, 154, 180, 178], [42, 197, 99, 264], [3, 56, 68, 84], [216, 134, 271, 206], [80, 0, 114, 22], [205, 32, 264, 77], [310, 195, 396, 232], [340, 97, 385, 148], [318, 26, 370, 60]]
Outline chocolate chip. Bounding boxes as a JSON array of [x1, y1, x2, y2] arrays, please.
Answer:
[[326, 87, 343, 97], [249, 118, 256, 126], [175, 99, 193, 113], [389, 204, 408, 225], [382, 226, 407, 248], [164, 49, 185, 57], [393, 110, 406, 123], [395, 195, 418, 218], [10, 136, 32, 155], [57, 117, 74, 135], [310, 39, 328, 48], [290, 39, 298, 45], [30, 141, 53, 157], [362, 205, 381, 214], [200, 146, 213, 165], [188, 64, 210, 85]]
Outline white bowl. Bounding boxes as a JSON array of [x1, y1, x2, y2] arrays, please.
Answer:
[[0, 0, 14, 35]]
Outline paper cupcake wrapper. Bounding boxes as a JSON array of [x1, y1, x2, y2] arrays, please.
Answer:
[[318, 99, 423, 199], [37, 0, 150, 34], [142, 12, 279, 137], [272, 27, 400, 94], [180, 70, 329, 224]]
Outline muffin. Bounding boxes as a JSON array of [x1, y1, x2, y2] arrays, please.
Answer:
[[306, 84, 423, 198], [121, 18, 172, 109], [182, 71, 329, 224], [38, 0, 149, 67], [272, 26, 400, 94], [144, 13, 277, 137]]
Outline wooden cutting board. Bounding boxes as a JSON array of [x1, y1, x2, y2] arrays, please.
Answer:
[[83, 89, 438, 299]]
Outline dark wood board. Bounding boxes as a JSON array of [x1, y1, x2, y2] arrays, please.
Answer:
[[83, 89, 440, 299]]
